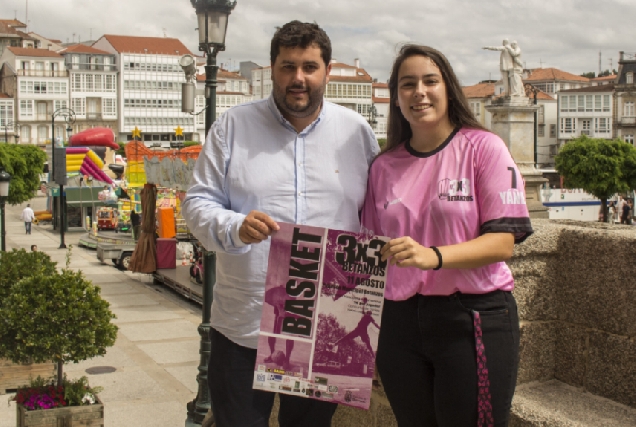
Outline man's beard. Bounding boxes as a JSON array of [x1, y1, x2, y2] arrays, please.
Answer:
[[273, 80, 325, 119]]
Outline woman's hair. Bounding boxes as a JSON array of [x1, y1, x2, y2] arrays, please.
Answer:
[[384, 44, 486, 153]]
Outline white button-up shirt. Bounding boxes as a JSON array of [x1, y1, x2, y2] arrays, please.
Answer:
[[182, 95, 379, 348]]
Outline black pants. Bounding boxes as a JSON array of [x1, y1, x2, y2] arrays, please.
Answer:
[[377, 291, 520, 427], [208, 327, 338, 427]]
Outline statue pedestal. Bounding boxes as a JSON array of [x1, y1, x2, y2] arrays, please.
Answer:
[[486, 100, 548, 218]]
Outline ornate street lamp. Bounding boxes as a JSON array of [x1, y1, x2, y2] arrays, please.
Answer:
[[186, 1, 236, 426], [0, 167, 11, 252], [368, 104, 377, 130], [524, 83, 540, 168], [51, 107, 75, 248]]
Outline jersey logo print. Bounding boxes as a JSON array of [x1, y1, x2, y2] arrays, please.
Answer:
[[438, 178, 474, 202], [499, 189, 526, 205]]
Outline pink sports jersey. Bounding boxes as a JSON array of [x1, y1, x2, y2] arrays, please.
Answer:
[[361, 127, 533, 300]]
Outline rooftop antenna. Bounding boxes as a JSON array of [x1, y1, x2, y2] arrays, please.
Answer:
[[25, 0, 28, 31], [90, 28, 92, 40], [539, 58, 543, 68], [163, 28, 167, 37], [609, 57, 613, 72], [599, 51, 601, 76], [72, 33, 76, 43]]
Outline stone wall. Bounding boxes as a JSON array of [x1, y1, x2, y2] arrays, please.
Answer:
[[271, 219, 636, 426]]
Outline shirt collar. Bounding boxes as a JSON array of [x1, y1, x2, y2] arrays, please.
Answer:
[[267, 94, 326, 136]]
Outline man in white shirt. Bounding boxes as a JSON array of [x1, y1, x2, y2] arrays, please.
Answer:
[[182, 20, 379, 427], [20, 204, 35, 235]]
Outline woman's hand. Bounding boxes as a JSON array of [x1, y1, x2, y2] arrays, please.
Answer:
[[380, 237, 438, 270]]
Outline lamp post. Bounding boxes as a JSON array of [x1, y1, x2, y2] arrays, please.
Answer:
[[186, 1, 236, 425], [524, 83, 540, 168], [2, 120, 16, 144], [0, 167, 11, 252], [50, 107, 75, 243], [58, 124, 74, 249], [367, 104, 377, 130]]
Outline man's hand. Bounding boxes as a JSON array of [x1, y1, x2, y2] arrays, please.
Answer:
[[238, 210, 280, 244]]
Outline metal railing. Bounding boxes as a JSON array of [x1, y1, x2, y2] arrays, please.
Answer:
[[16, 70, 69, 77]]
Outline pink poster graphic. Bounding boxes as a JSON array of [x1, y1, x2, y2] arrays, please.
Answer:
[[253, 222, 389, 409]]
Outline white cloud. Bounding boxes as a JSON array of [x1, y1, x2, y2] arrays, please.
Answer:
[[4, 0, 635, 83]]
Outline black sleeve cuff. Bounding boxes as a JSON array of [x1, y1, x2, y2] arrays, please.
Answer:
[[480, 217, 534, 244]]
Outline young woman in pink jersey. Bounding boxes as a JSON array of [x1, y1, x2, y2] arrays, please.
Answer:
[[362, 45, 533, 427]]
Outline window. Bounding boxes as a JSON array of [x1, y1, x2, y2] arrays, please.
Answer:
[[627, 73, 634, 85], [0, 103, 13, 127], [72, 55, 79, 70], [603, 95, 610, 112], [72, 98, 86, 115], [538, 125, 545, 137], [577, 95, 585, 112], [85, 74, 94, 91], [594, 95, 602, 112], [102, 99, 116, 117], [561, 117, 575, 133], [538, 105, 545, 124], [470, 102, 481, 117], [585, 95, 593, 112], [560, 96, 568, 112], [595, 118, 609, 133], [19, 100, 33, 118], [625, 102, 635, 117], [582, 120, 591, 134], [54, 100, 67, 110], [550, 124, 557, 138], [624, 135, 634, 145], [72, 74, 81, 91]]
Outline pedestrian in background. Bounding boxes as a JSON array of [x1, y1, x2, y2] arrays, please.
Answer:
[[20, 204, 35, 235]]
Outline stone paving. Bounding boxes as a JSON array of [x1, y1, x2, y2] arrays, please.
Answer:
[[0, 194, 200, 427]]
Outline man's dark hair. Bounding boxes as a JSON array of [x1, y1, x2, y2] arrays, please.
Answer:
[[270, 21, 331, 66]]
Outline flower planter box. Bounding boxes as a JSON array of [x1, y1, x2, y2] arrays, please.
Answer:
[[17, 395, 104, 427], [0, 359, 56, 394]]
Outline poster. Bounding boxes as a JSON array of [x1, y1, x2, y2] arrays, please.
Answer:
[[253, 222, 389, 409]]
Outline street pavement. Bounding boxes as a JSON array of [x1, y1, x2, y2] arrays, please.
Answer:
[[0, 194, 202, 427]]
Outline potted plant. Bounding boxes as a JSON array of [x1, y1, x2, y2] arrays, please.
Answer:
[[0, 249, 58, 392], [0, 246, 118, 426]]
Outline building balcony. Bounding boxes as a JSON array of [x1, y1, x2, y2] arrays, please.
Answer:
[[86, 113, 102, 120], [17, 70, 68, 78], [620, 117, 636, 126]]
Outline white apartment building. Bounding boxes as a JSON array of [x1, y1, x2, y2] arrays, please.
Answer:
[[0, 93, 15, 142], [60, 44, 118, 135], [326, 60, 373, 119], [0, 19, 37, 58], [0, 47, 68, 144], [557, 85, 614, 145], [614, 51, 636, 145], [194, 69, 252, 142], [92, 34, 194, 146], [251, 65, 272, 100], [372, 82, 389, 139], [524, 68, 590, 98], [463, 81, 496, 129]]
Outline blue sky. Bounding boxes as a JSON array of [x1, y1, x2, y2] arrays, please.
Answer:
[[4, 0, 634, 85]]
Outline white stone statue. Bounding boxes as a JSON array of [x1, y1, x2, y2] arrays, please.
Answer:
[[483, 39, 526, 97]]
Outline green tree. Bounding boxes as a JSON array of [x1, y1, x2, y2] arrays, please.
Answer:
[[580, 71, 596, 78], [555, 135, 636, 222], [115, 141, 126, 157], [0, 247, 118, 386], [0, 144, 47, 204]]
